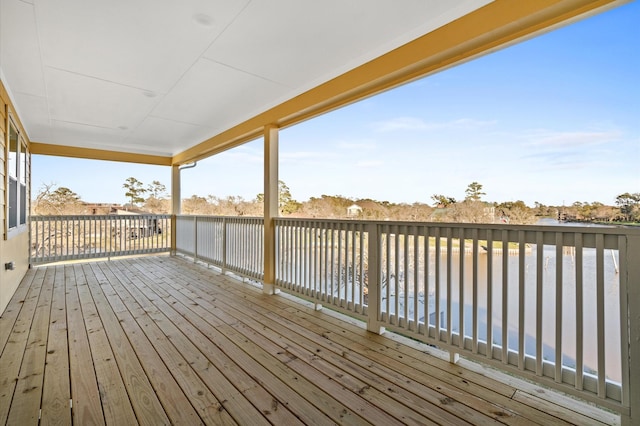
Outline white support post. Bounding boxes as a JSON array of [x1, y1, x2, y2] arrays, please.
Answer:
[[263, 125, 279, 295], [366, 223, 385, 334], [170, 164, 181, 255], [622, 235, 640, 426]]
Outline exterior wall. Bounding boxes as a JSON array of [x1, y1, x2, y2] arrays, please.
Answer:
[[0, 79, 30, 315]]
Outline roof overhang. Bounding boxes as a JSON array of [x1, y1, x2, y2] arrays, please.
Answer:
[[0, 0, 628, 166]]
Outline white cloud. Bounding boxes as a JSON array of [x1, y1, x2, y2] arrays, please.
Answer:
[[373, 117, 497, 132], [281, 151, 334, 161], [355, 160, 383, 168], [374, 117, 429, 132], [336, 140, 377, 150], [525, 129, 622, 148]]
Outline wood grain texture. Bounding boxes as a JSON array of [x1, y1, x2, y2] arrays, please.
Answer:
[[1, 255, 616, 425]]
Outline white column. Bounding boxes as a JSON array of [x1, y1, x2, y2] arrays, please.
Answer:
[[366, 223, 385, 334], [170, 164, 181, 255], [263, 125, 279, 294]]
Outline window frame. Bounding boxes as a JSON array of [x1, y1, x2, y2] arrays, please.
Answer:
[[5, 113, 28, 239]]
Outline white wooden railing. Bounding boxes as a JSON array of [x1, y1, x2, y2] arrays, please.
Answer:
[[175, 215, 264, 280], [70, 213, 632, 422], [30, 214, 171, 264], [275, 219, 369, 319], [273, 218, 639, 420], [28, 213, 638, 420]]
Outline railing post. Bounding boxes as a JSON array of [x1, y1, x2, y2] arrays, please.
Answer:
[[263, 125, 279, 294], [366, 223, 384, 335], [170, 164, 180, 256], [622, 235, 640, 426]]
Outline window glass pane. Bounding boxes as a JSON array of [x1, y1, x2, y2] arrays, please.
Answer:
[[8, 123, 18, 178], [9, 178, 18, 229], [20, 140, 27, 185], [20, 184, 27, 225]]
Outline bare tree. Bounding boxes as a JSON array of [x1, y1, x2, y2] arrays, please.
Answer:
[[33, 183, 84, 215]]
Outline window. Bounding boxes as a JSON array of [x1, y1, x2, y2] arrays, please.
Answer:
[[7, 117, 28, 235]]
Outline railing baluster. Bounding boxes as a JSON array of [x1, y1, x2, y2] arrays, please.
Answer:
[[596, 233, 605, 398], [459, 227, 466, 350], [486, 230, 493, 359], [394, 225, 400, 326], [403, 225, 409, 328], [352, 224, 357, 309], [413, 226, 419, 331], [518, 230, 526, 371], [575, 232, 584, 391], [555, 232, 564, 383], [434, 227, 441, 341], [501, 229, 509, 365], [472, 228, 478, 354], [385, 225, 391, 323], [289, 221, 294, 288], [536, 231, 544, 376], [423, 226, 430, 335], [446, 227, 453, 345], [359, 226, 365, 313]]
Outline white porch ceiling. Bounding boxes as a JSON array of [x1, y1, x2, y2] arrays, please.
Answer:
[[0, 0, 493, 157], [1, 1, 627, 162]]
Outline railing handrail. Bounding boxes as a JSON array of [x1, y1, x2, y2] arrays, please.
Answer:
[[176, 214, 261, 220], [274, 216, 640, 235], [32, 213, 172, 219]]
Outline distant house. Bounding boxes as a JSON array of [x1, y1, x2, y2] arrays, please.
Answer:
[[81, 202, 123, 215], [115, 207, 148, 215], [346, 203, 362, 217], [110, 207, 163, 239]]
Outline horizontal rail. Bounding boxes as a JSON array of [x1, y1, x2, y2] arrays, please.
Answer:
[[30, 214, 171, 264]]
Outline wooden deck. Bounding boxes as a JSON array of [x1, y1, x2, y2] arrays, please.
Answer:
[[0, 255, 618, 425]]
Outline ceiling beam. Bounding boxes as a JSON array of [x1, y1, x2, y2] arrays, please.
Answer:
[[30, 142, 172, 166], [171, 0, 623, 166]]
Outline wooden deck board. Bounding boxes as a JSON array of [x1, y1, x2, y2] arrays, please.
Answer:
[[75, 264, 139, 425], [6, 266, 54, 425], [82, 262, 171, 425], [91, 263, 205, 425], [0, 255, 618, 425], [66, 265, 106, 425], [176, 259, 605, 426], [104, 260, 304, 426], [0, 267, 45, 425], [40, 266, 72, 425]]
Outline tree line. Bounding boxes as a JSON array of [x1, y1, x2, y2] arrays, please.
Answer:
[[32, 178, 640, 225]]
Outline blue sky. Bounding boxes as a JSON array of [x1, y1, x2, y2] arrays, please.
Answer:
[[33, 2, 639, 207]]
